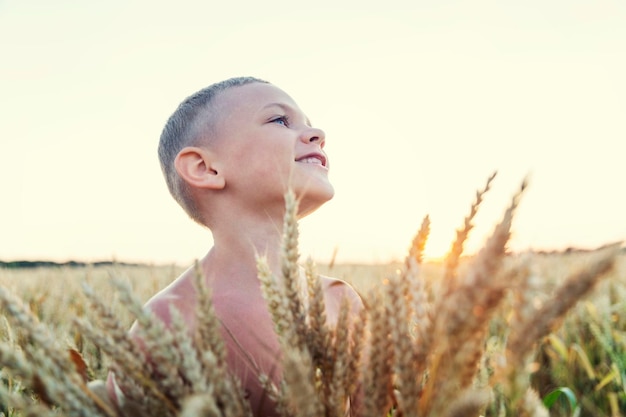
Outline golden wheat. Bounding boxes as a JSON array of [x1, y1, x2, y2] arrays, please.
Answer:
[[0, 176, 623, 417]]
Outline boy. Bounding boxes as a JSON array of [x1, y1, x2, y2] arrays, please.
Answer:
[[105, 77, 363, 416]]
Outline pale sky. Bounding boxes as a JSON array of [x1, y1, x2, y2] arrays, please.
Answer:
[[1, 0, 625, 265]]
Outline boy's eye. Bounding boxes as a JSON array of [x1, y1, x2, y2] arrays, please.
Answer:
[[270, 116, 289, 127]]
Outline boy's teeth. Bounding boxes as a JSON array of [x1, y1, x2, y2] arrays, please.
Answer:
[[300, 157, 321, 164]]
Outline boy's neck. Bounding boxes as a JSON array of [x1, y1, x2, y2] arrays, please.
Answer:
[[202, 215, 287, 288]]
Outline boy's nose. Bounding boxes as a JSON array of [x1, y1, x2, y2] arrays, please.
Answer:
[[300, 127, 326, 148]]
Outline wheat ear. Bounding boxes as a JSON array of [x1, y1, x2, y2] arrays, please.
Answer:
[[168, 306, 206, 393], [192, 260, 227, 367], [258, 256, 297, 349], [444, 171, 497, 284], [362, 290, 393, 417], [404, 214, 434, 383], [304, 257, 330, 369], [386, 272, 419, 417], [0, 340, 34, 383], [281, 348, 323, 417], [74, 293, 169, 416], [409, 214, 431, 265], [109, 278, 182, 415], [303, 257, 333, 409], [389, 214, 434, 415], [506, 243, 620, 371], [281, 188, 307, 352], [345, 306, 367, 402], [191, 264, 253, 417], [0, 285, 106, 416], [0, 384, 57, 417], [394, 216, 434, 403], [327, 297, 352, 416], [424, 178, 526, 416]]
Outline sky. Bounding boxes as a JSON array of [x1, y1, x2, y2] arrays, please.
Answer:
[[1, 0, 625, 266]]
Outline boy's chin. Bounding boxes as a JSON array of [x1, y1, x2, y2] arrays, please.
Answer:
[[295, 187, 334, 218]]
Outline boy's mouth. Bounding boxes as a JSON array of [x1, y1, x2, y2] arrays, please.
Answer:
[[295, 153, 327, 168]]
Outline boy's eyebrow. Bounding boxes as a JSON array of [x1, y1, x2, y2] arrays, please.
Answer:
[[262, 102, 312, 126]]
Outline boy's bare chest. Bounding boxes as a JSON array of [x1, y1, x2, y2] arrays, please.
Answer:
[[213, 292, 280, 351]]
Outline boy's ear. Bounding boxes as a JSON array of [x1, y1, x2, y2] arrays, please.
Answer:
[[174, 146, 225, 190]]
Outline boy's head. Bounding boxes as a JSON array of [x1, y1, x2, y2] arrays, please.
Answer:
[[158, 77, 333, 225], [158, 77, 267, 222]]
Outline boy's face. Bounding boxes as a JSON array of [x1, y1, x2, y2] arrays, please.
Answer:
[[209, 82, 334, 217]]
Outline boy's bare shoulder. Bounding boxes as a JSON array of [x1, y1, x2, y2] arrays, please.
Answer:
[[137, 267, 199, 329]]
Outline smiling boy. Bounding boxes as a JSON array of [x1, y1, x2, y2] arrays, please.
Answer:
[[105, 77, 362, 416]]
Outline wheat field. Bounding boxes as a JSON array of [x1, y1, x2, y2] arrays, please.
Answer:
[[1, 178, 625, 417]]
